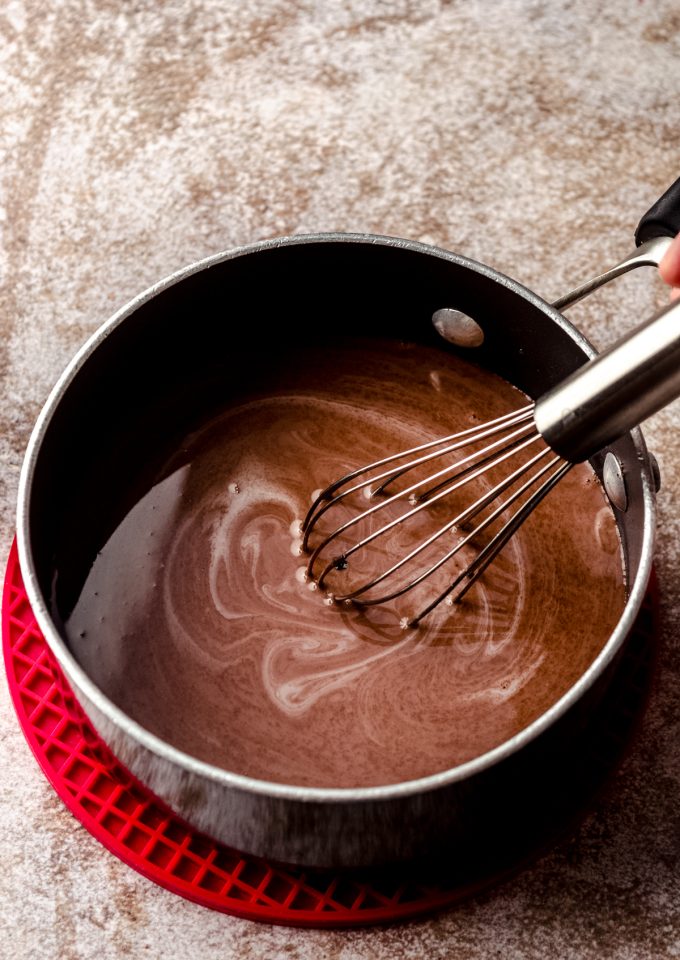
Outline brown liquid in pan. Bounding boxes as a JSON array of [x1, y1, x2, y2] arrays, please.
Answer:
[[65, 340, 626, 788]]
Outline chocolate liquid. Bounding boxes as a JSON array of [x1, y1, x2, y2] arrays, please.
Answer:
[[65, 339, 626, 788]]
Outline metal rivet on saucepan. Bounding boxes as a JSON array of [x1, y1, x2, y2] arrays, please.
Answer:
[[603, 451, 628, 512], [432, 308, 484, 348], [649, 451, 661, 493]]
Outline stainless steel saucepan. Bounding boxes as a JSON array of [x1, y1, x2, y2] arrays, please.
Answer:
[[16, 177, 680, 867]]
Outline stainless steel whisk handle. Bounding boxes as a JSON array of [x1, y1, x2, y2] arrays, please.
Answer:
[[535, 298, 680, 463]]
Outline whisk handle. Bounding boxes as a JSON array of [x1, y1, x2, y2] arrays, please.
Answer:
[[534, 299, 680, 463]]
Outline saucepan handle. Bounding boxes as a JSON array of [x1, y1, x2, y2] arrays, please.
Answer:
[[553, 176, 680, 311]]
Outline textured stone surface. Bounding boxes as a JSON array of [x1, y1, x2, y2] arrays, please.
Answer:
[[1, 1, 680, 956]]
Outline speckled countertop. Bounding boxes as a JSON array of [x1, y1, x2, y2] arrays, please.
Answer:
[[2, 2, 680, 957]]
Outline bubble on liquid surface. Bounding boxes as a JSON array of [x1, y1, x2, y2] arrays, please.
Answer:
[[429, 370, 442, 392], [290, 519, 303, 537]]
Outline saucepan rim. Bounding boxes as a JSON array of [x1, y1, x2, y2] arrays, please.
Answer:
[[15, 232, 656, 804]]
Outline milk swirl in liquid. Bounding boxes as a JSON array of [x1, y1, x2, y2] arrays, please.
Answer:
[[65, 340, 625, 788]]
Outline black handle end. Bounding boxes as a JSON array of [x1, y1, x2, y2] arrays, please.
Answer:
[[635, 176, 680, 245]]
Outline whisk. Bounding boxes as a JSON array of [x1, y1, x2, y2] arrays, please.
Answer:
[[302, 299, 680, 627]]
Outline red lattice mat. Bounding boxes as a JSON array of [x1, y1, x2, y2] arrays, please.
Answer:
[[2, 539, 658, 927]]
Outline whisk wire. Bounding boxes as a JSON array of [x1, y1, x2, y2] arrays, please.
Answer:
[[314, 435, 547, 594], [371, 408, 534, 498], [301, 405, 534, 543], [301, 398, 580, 625], [324, 447, 561, 609], [305, 420, 539, 578], [409, 459, 573, 626]]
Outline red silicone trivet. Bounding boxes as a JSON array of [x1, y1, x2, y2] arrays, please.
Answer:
[[2, 539, 658, 927]]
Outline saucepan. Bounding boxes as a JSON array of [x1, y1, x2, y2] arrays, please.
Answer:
[[15, 178, 680, 868]]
